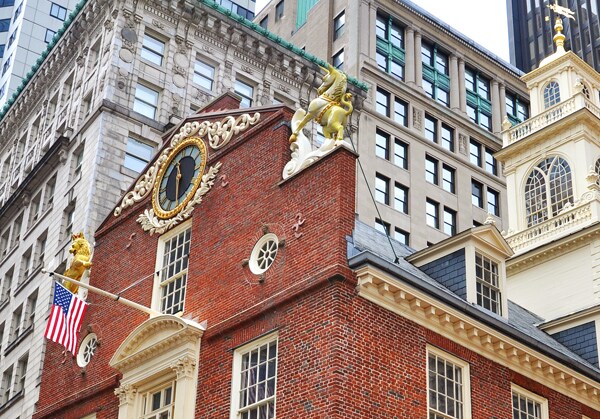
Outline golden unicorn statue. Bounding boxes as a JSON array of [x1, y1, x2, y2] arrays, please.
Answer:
[[289, 64, 353, 144], [63, 232, 92, 294]]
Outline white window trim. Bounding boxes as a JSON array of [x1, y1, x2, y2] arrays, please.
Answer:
[[426, 344, 472, 419], [152, 220, 192, 314], [464, 244, 508, 318], [511, 384, 549, 419], [230, 332, 278, 419]]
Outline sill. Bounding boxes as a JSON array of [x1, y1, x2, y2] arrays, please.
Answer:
[[14, 266, 41, 297], [0, 390, 24, 413], [0, 245, 18, 266], [0, 298, 9, 312], [4, 326, 33, 356]]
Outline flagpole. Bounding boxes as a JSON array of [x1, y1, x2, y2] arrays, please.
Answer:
[[42, 269, 162, 317]]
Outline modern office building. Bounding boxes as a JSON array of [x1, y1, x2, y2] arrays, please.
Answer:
[[507, 0, 600, 72], [0, 0, 80, 107], [0, 0, 364, 416], [256, 0, 530, 250]]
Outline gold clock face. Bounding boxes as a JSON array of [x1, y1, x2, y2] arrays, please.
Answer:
[[152, 137, 208, 219]]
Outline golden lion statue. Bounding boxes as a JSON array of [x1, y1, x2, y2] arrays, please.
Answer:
[[63, 232, 92, 294], [289, 64, 353, 144]]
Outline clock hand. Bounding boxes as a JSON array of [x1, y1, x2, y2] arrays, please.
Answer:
[[175, 161, 182, 205]]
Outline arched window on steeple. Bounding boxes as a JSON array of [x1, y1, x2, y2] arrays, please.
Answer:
[[543, 81, 560, 109], [525, 156, 573, 227]]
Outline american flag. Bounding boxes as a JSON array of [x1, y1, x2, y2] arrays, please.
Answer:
[[44, 282, 88, 354]]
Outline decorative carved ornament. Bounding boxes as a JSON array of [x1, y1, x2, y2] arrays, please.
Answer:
[[113, 113, 261, 234], [171, 355, 197, 379], [114, 383, 137, 406]]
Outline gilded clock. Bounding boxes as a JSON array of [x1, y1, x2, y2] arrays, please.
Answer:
[[152, 137, 208, 219]]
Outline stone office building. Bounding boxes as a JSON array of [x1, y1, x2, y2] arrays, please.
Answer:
[[256, 0, 531, 249]]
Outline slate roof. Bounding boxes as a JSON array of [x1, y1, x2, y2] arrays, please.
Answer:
[[347, 219, 600, 378]]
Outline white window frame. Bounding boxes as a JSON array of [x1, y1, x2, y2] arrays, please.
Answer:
[[511, 384, 549, 419], [124, 137, 155, 174], [465, 246, 508, 318], [426, 345, 472, 419], [152, 220, 192, 315], [193, 58, 216, 91], [230, 332, 278, 419], [140, 380, 176, 419], [234, 78, 254, 108], [140, 32, 166, 66]]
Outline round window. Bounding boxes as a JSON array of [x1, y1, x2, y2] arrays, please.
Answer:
[[77, 333, 98, 367], [249, 233, 279, 275]]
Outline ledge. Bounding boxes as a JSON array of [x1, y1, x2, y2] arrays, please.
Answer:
[[4, 325, 33, 357], [0, 390, 24, 414]]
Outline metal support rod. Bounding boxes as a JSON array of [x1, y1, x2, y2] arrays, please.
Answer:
[[42, 269, 162, 317]]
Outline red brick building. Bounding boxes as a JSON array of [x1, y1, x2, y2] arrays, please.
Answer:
[[34, 95, 600, 418]]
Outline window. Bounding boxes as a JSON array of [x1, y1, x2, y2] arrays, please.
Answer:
[[0, 44, 4, 58], [472, 180, 484, 208], [43, 176, 56, 211], [28, 192, 41, 227], [11, 214, 22, 249], [20, 246, 32, 282], [14, 354, 27, 395], [12, 2, 20, 19], [375, 218, 390, 235], [156, 224, 191, 315], [141, 381, 175, 419], [484, 148, 497, 175], [543, 81, 560, 109], [469, 139, 482, 167], [141, 33, 165, 66], [475, 252, 501, 314], [505, 91, 529, 125], [375, 129, 389, 160], [421, 41, 450, 106], [231, 334, 278, 419], [44, 28, 55, 43], [525, 156, 573, 227], [275, 0, 284, 20], [443, 207, 456, 235], [333, 10, 345, 40], [394, 228, 409, 245], [376, 88, 390, 117], [394, 139, 408, 169], [376, 13, 404, 80], [2, 54, 10, 76], [426, 199, 439, 229], [249, 234, 279, 275], [35, 235, 46, 269], [124, 137, 155, 173], [442, 164, 455, 194], [193, 59, 215, 90], [0, 229, 9, 258], [235, 79, 254, 108], [64, 206, 75, 239], [487, 188, 500, 216], [427, 347, 470, 419], [375, 173, 390, 205], [49, 2, 67, 20], [0, 1, 15, 7], [22, 291, 36, 331], [394, 183, 408, 213], [512, 385, 548, 419], [465, 68, 492, 131], [1, 366, 12, 404], [424, 114, 437, 142], [133, 83, 159, 119], [0, 18, 9, 32], [7, 29, 15, 47], [1, 269, 11, 303], [77, 333, 98, 367], [441, 124, 454, 152], [9, 304, 22, 343], [394, 97, 407, 126], [332, 49, 344, 70], [425, 155, 439, 185], [259, 16, 268, 29]]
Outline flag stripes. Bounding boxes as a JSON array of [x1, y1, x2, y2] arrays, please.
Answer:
[[44, 282, 88, 354]]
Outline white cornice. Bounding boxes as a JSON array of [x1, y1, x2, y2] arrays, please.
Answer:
[[355, 265, 600, 410]]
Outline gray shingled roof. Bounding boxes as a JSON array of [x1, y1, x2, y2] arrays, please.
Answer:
[[348, 219, 600, 376]]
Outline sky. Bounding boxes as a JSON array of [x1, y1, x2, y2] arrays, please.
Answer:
[[255, 0, 510, 62]]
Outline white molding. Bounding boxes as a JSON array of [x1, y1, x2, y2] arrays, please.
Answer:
[[511, 383, 549, 419], [230, 332, 278, 419], [355, 265, 600, 410], [426, 344, 472, 419]]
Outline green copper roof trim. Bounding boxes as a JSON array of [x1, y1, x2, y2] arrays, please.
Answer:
[[0, 0, 366, 124], [198, 0, 367, 91]]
